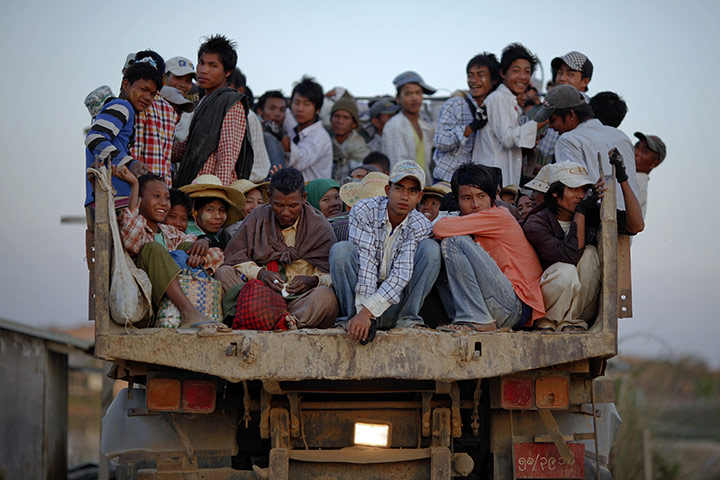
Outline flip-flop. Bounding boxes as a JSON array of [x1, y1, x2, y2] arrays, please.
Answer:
[[191, 321, 232, 335], [438, 322, 497, 333]]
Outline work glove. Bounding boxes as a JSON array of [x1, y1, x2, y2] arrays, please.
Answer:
[[575, 189, 600, 216], [608, 148, 629, 183], [468, 105, 489, 132]]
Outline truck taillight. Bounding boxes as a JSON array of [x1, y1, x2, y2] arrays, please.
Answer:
[[182, 380, 216, 413], [535, 376, 569, 409], [501, 377, 534, 409], [147, 378, 181, 411]]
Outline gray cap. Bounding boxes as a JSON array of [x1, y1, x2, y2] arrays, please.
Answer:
[[634, 132, 667, 163], [534, 85, 586, 123], [393, 71, 436, 95], [368, 97, 401, 119], [551, 51, 594, 80], [160, 86, 195, 113]]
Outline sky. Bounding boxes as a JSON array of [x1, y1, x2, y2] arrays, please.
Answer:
[[1, 0, 718, 366]]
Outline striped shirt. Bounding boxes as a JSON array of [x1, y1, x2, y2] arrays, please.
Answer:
[[84, 98, 135, 206], [349, 196, 433, 317], [131, 96, 177, 186]]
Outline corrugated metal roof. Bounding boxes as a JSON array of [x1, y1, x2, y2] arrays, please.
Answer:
[[0, 317, 94, 352]]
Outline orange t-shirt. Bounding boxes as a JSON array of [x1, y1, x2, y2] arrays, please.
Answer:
[[433, 206, 545, 324]]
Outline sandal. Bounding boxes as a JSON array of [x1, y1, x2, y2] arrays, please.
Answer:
[[560, 325, 586, 333], [438, 321, 498, 333], [191, 320, 232, 336]]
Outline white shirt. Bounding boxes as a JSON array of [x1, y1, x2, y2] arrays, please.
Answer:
[[174, 112, 192, 143], [472, 83, 536, 186], [636, 171, 649, 218], [286, 120, 333, 181], [382, 112, 435, 181], [246, 110, 270, 182], [554, 119, 640, 211]]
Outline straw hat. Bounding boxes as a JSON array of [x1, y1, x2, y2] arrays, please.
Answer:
[[179, 175, 246, 227], [423, 181, 452, 199], [230, 179, 269, 202], [339, 172, 389, 208]]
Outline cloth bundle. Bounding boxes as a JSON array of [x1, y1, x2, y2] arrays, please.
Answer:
[[232, 279, 290, 331]]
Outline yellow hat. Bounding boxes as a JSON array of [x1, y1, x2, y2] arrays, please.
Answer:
[[423, 181, 451, 198], [339, 172, 389, 208], [180, 175, 246, 227]]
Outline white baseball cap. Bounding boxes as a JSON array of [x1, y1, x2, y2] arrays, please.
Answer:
[[166, 56, 196, 78], [550, 162, 594, 189]]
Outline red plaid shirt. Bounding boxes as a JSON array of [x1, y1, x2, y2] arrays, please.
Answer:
[[119, 208, 224, 273], [172, 101, 247, 186], [131, 96, 177, 186]]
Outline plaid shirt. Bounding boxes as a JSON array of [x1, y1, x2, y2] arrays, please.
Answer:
[[119, 208, 224, 273], [349, 196, 433, 317], [432, 95, 478, 182], [536, 127, 559, 157], [199, 102, 247, 185], [131, 96, 177, 186]]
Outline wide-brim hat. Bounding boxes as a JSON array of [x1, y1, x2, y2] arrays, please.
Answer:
[[230, 179, 270, 202], [393, 71, 436, 95], [180, 175, 246, 227], [423, 181, 451, 199], [525, 164, 556, 193], [550, 162, 594, 189], [339, 172, 389, 208]]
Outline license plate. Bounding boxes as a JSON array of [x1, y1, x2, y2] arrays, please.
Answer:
[[514, 442, 585, 478]]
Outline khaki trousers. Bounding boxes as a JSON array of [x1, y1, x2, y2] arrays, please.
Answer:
[[536, 246, 600, 331]]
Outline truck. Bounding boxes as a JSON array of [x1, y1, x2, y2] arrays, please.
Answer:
[[89, 162, 632, 480]]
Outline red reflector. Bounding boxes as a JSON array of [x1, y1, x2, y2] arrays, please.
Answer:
[[182, 380, 216, 413], [536, 377, 570, 409], [147, 378, 181, 411], [501, 377, 534, 409]]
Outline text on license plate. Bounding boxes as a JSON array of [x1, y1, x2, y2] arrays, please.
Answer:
[[514, 442, 585, 479]]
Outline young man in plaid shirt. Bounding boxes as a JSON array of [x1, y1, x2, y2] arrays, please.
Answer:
[[114, 168, 229, 333], [174, 35, 250, 187], [330, 160, 441, 343], [130, 50, 177, 186]]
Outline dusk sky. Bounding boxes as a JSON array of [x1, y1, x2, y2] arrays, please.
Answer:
[[1, 0, 717, 366]]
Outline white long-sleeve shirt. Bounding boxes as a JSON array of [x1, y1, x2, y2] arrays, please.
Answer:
[[472, 84, 536, 186], [554, 119, 640, 211], [247, 110, 270, 182], [382, 112, 435, 181], [286, 120, 333, 181]]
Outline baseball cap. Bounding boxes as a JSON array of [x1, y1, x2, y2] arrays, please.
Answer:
[[389, 160, 426, 189], [166, 56, 196, 78], [634, 132, 667, 163], [533, 85, 586, 123], [160, 86, 195, 113], [550, 162, 594, 189], [122, 53, 136, 73], [551, 51, 594, 80], [524, 164, 555, 193], [368, 97, 401, 119], [393, 71, 436, 95]]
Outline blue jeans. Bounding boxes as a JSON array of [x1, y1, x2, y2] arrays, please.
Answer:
[[264, 132, 285, 179], [441, 235, 524, 328], [330, 239, 441, 329]]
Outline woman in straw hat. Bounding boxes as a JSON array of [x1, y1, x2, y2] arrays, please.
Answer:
[[221, 179, 270, 245], [180, 175, 245, 250]]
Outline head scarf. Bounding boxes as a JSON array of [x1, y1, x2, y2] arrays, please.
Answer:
[[306, 178, 340, 211]]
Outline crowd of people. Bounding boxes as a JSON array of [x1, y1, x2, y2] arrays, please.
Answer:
[[84, 34, 668, 338]]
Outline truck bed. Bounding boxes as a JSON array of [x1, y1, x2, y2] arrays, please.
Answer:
[[95, 326, 617, 383]]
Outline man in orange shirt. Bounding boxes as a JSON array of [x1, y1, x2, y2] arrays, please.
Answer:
[[433, 163, 545, 332]]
